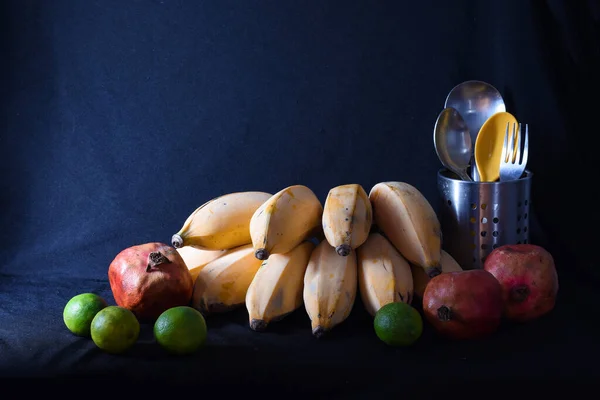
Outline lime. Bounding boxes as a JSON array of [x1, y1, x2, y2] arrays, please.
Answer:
[[374, 302, 423, 346], [154, 306, 207, 355], [90, 306, 140, 354], [63, 293, 108, 337]]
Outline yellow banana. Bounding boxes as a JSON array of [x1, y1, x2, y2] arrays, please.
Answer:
[[357, 232, 414, 316], [369, 182, 443, 278], [412, 249, 462, 299], [245, 241, 315, 331], [322, 183, 373, 256], [303, 239, 357, 338], [177, 246, 229, 282], [171, 191, 272, 250], [191, 244, 262, 315], [250, 185, 323, 260]]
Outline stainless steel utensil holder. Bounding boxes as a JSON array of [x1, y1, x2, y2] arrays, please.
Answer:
[[437, 168, 533, 270]]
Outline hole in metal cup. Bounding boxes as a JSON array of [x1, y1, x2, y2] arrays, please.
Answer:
[[437, 168, 533, 270]]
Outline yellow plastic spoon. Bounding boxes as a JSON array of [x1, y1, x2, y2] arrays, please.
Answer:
[[474, 111, 518, 182]]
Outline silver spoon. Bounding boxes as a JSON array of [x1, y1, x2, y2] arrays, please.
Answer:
[[444, 80, 506, 180], [433, 107, 473, 181]]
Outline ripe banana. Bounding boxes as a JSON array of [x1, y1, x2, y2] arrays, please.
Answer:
[[303, 239, 357, 338], [250, 185, 323, 260], [245, 241, 315, 331], [177, 246, 229, 282], [322, 184, 373, 256], [369, 181, 443, 278], [412, 249, 462, 299], [171, 191, 272, 251], [191, 244, 262, 315], [357, 232, 414, 316]]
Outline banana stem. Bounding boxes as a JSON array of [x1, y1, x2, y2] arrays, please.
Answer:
[[255, 248, 269, 260], [312, 326, 327, 338], [425, 266, 442, 278], [171, 234, 184, 248], [146, 251, 171, 272], [250, 319, 268, 331], [335, 244, 351, 257]]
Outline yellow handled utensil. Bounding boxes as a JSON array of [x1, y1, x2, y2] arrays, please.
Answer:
[[474, 111, 518, 182]]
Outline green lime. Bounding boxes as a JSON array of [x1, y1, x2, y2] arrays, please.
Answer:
[[90, 306, 140, 354], [154, 306, 207, 355], [63, 293, 108, 337], [374, 302, 423, 346]]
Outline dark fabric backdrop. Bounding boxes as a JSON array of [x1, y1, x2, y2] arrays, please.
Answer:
[[2, 0, 599, 396]]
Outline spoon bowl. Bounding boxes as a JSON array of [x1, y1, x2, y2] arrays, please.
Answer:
[[444, 80, 506, 180], [433, 107, 473, 181], [445, 80, 506, 143], [474, 111, 518, 182]]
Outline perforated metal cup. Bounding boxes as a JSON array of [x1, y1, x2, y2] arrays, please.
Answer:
[[437, 168, 533, 270]]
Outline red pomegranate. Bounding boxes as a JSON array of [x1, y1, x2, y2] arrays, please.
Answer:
[[483, 243, 559, 322], [108, 242, 194, 322], [422, 269, 503, 340]]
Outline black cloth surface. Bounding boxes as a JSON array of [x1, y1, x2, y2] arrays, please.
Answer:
[[2, 0, 600, 396]]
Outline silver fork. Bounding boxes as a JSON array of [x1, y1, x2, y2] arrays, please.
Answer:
[[499, 122, 529, 182]]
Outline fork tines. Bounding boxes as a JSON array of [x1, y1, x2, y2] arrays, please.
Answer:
[[500, 122, 529, 181]]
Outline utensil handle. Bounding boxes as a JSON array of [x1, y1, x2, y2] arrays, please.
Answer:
[[470, 157, 480, 181], [458, 169, 473, 182]]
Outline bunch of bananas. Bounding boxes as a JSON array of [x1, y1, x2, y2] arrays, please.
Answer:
[[172, 182, 462, 337]]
